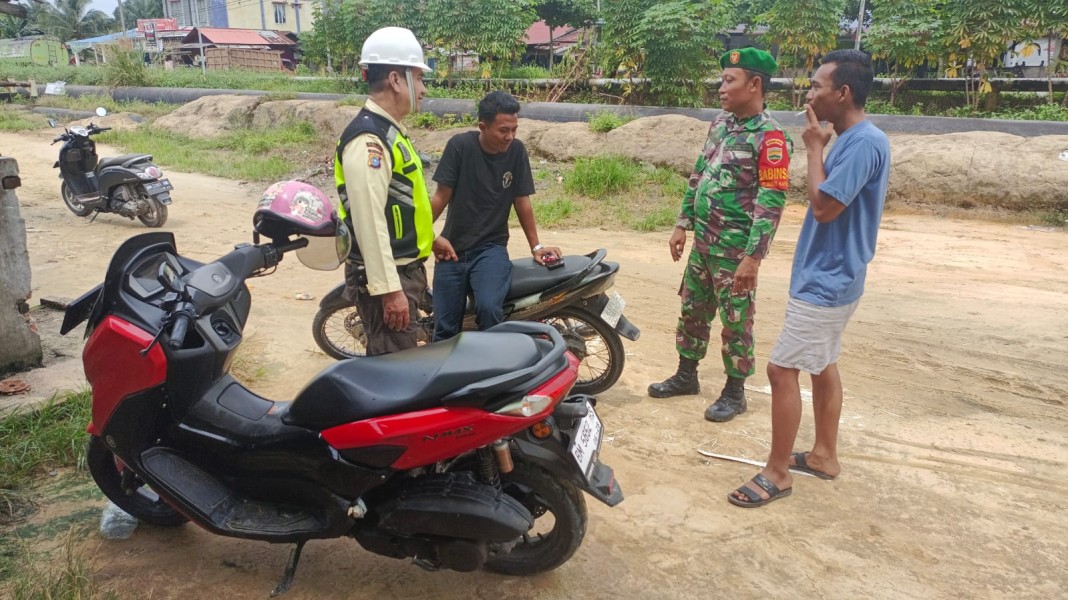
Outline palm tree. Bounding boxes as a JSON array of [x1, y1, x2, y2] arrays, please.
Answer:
[[1, 1, 49, 37], [113, 0, 162, 26], [38, 0, 114, 42]]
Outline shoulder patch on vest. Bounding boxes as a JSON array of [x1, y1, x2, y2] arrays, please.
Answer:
[[758, 131, 790, 191], [367, 143, 384, 169]]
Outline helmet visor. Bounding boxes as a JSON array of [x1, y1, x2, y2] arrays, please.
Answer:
[[296, 225, 351, 271]]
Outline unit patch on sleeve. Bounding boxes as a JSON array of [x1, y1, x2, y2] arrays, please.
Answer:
[[757, 131, 790, 191], [367, 142, 384, 169]]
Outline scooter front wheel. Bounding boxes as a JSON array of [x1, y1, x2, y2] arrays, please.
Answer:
[[137, 198, 168, 228], [61, 182, 93, 217], [86, 436, 188, 527], [483, 461, 587, 575], [541, 306, 625, 395]]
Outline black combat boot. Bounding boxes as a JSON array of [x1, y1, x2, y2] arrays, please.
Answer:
[[704, 376, 747, 422], [648, 357, 700, 398]]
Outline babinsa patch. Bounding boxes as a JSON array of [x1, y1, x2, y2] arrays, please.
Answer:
[[757, 131, 790, 191]]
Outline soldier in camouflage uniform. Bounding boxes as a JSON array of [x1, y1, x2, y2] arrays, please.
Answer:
[[648, 47, 792, 423]]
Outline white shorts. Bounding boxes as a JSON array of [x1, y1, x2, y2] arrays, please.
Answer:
[[769, 297, 860, 375]]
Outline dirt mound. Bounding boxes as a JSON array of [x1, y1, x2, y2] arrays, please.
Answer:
[[153, 95, 263, 138], [251, 99, 361, 140], [153, 95, 1068, 211]]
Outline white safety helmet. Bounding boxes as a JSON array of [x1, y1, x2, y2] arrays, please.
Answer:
[[359, 27, 431, 72]]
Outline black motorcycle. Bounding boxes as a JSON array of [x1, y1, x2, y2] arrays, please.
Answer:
[[48, 108, 172, 228], [313, 249, 640, 396]]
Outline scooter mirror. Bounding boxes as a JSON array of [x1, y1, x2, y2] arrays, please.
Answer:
[[95, 107, 107, 117], [47, 119, 57, 128], [158, 262, 186, 295]]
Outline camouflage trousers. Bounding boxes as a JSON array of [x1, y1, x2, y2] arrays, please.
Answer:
[[675, 252, 756, 379]]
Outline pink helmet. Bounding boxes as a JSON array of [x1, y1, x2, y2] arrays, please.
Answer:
[[254, 181, 351, 271], [254, 181, 337, 239]]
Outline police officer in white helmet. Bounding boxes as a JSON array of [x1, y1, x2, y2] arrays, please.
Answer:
[[332, 27, 436, 355]]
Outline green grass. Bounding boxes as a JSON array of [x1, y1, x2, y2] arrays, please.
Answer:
[[531, 197, 576, 228], [97, 121, 322, 181], [564, 156, 643, 199], [407, 111, 477, 130], [0, 109, 46, 132], [4, 525, 119, 599], [1035, 209, 1067, 227], [0, 391, 91, 513], [587, 111, 633, 133], [33, 94, 177, 120]]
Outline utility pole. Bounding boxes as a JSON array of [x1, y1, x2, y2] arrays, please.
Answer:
[[191, 0, 206, 75], [854, 0, 867, 50], [117, 0, 127, 32]]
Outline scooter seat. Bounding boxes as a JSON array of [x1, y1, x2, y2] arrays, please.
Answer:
[[285, 331, 545, 430], [96, 153, 153, 169], [506, 255, 593, 301]]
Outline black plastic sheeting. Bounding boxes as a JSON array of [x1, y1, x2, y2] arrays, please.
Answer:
[[52, 84, 1068, 137]]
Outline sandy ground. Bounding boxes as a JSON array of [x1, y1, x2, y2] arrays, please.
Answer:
[[3, 128, 1068, 599]]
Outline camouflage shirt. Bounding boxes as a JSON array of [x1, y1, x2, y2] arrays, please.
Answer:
[[677, 110, 792, 260]]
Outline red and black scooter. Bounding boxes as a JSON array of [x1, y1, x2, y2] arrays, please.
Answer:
[[61, 182, 622, 595]]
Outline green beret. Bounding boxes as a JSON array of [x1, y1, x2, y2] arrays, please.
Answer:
[[719, 47, 778, 76]]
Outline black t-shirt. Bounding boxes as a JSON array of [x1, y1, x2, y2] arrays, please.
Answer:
[[433, 131, 535, 253]]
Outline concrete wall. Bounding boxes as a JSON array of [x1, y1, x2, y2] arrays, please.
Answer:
[[0, 157, 42, 372]]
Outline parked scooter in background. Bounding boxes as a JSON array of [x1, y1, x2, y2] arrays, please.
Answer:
[[49, 107, 172, 227]]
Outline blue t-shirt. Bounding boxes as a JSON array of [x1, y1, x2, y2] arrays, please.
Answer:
[[789, 120, 890, 307]]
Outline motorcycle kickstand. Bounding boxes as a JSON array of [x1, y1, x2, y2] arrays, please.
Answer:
[[270, 540, 306, 597]]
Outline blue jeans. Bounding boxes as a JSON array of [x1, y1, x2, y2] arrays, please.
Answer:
[[432, 243, 512, 341]]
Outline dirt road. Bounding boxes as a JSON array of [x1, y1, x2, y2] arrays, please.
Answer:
[[4, 129, 1068, 599]]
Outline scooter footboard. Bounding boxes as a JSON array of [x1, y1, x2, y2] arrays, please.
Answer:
[[509, 395, 623, 507]]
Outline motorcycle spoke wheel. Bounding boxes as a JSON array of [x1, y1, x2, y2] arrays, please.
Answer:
[[484, 461, 586, 576], [313, 304, 367, 359], [541, 306, 625, 395], [86, 436, 187, 527]]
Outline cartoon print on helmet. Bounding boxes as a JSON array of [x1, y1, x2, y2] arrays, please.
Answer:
[[290, 190, 326, 224]]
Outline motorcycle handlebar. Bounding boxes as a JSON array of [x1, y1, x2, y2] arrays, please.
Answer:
[[167, 304, 195, 350]]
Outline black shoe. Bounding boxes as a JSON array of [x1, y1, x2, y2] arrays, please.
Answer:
[[704, 378, 747, 422], [648, 371, 700, 398]]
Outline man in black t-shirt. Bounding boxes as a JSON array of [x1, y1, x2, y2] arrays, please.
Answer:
[[430, 91, 562, 341]]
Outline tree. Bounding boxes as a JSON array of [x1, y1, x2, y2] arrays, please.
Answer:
[[940, 0, 1023, 110], [113, 0, 162, 25], [1018, 0, 1068, 104], [535, 0, 595, 70], [37, 0, 114, 42], [424, 0, 538, 77], [1, 0, 48, 37], [758, 0, 849, 106], [635, 0, 735, 107], [301, 0, 426, 75], [865, 0, 942, 105]]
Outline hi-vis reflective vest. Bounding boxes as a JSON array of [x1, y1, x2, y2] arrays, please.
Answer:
[[334, 108, 433, 262]]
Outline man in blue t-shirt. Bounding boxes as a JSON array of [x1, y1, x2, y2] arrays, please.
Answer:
[[728, 50, 891, 508], [430, 91, 561, 341]]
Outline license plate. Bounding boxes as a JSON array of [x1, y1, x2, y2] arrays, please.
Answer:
[[569, 401, 603, 480], [144, 179, 172, 194], [600, 292, 625, 328]]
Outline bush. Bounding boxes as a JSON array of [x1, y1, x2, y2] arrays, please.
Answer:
[[564, 156, 641, 198], [588, 111, 632, 133], [101, 44, 149, 88]]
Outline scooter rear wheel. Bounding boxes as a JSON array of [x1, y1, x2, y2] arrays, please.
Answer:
[[483, 461, 587, 575], [137, 198, 168, 228], [542, 306, 625, 395], [86, 436, 188, 527], [61, 182, 93, 217]]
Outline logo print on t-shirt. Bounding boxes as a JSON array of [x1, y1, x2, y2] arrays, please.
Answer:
[[502, 171, 513, 189]]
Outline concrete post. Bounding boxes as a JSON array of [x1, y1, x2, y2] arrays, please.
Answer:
[[0, 156, 43, 372]]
